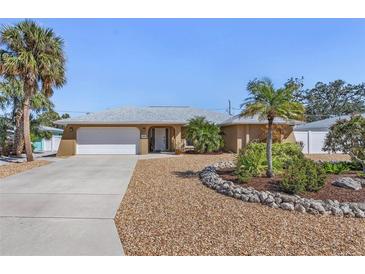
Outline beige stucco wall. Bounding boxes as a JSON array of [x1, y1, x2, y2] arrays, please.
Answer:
[[57, 124, 183, 156], [222, 125, 238, 152], [222, 124, 296, 153]]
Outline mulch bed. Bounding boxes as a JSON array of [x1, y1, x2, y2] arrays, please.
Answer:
[[218, 170, 365, 203], [115, 154, 365, 256], [0, 160, 50, 179]]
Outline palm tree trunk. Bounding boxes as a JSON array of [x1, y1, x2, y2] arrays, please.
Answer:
[[23, 96, 34, 162], [13, 110, 24, 156], [266, 118, 274, 177]]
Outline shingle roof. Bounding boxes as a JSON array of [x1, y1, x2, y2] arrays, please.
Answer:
[[294, 113, 365, 131], [219, 114, 301, 126], [39, 125, 64, 133], [54, 106, 230, 125]]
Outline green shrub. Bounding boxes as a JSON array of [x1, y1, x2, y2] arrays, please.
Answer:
[[280, 158, 327, 194], [321, 162, 350, 174], [235, 142, 304, 182], [185, 116, 224, 153], [321, 161, 362, 174], [235, 143, 266, 182]]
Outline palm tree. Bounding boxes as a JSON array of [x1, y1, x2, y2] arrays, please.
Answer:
[[185, 116, 224, 153], [0, 20, 66, 161], [1, 77, 54, 156], [241, 78, 305, 177], [1, 78, 26, 155]]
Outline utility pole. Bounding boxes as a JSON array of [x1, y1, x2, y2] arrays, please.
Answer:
[[228, 100, 232, 116]]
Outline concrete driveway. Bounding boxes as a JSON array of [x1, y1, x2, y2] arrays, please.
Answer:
[[0, 155, 137, 255]]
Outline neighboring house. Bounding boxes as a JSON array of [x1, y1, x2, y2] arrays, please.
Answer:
[[293, 113, 365, 154], [54, 106, 298, 156], [32, 126, 63, 153]]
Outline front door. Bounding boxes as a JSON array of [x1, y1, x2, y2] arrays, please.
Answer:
[[154, 128, 167, 151]]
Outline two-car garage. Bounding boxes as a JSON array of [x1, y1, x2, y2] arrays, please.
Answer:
[[76, 127, 140, 155]]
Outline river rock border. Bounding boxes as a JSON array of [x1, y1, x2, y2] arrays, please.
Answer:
[[199, 161, 365, 218]]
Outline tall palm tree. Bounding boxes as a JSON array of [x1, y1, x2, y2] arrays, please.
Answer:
[[0, 20, 66, 161], [241, 78, 305, 177]]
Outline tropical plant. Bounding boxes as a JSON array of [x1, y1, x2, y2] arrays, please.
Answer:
[[0, 77, 54, 155], [280, 158, 326, 194], [323, 115, 365, 173], [321, 162, 350, 174], [235, 142, 304, 182], [0, 114, 12, 155], [185, 116, 224, 153], [241, 78, 305, 177], [0, 20, 66, 161]]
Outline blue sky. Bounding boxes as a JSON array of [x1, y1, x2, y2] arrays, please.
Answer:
[[1, 19, 365, 116]]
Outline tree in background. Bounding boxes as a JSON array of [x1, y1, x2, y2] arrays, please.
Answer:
[[294, 79, 365, 122], [241, 78, 305, 177], [0, 77, 54, 155], [0, 20, 66, 161], [185, 116, 224, 153], [34, 110, 69, 128], [323, 115, 365, 173], [0, 115, 12, 155]]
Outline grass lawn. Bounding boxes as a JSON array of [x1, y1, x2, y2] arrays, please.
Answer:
[[115, 154, 365, 255], [0, 160, 49, 179]]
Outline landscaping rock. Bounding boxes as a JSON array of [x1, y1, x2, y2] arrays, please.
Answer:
[[354, 210, 365, 218], [279, 193, 298, 203], [234, 193, 242, 199], [199, 161, 364, 219], [294, 204, 306, 213], [274, 197, 282, 204], [241, 194, 249, 202], [357, 203, 365, 211], [258, 192, 268, 202], [354, 177, 365, 187], [268, 202, 279, 209], [213, 160, 236, 170], [264, 195, 275, 205], [340, 204, 352, 215], [248, 194, 260, 203], [332, 177, 362, 191], [331, 207, 344, 217], [307, 208, 320, 215], [280, 203, 294, 211], [241, 188, 252, 195], [310, 202, 326, 214]]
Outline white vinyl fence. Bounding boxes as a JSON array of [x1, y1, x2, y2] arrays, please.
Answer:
[[42, 135, 62, 152], [294, 131, 329, 154]]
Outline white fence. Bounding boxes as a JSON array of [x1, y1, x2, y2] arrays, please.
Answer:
[[294, 131, 329, 154], [42, 135, 62, 152]]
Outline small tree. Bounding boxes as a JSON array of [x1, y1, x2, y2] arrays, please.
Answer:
[[185, 116, 223, 153], [323, 115, 365, 173], [241, 78, 305, 177]]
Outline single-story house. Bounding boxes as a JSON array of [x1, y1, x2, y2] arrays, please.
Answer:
[[293, 113, 365, 154], [32, 126, 63, 153], [54, 106, 298, 156]]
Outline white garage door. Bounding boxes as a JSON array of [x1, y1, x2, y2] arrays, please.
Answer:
[[76, 127, 140, 155]]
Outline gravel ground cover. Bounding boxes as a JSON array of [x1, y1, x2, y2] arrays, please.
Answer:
[[115, 154, 365, 256], [0, 160, 49, 179], [306, 154, 351, 161]]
